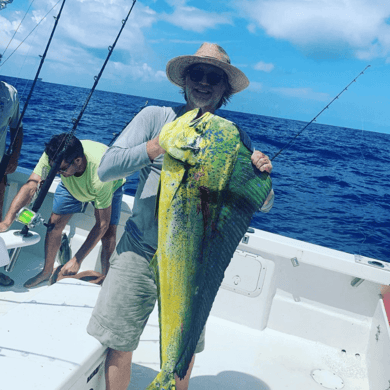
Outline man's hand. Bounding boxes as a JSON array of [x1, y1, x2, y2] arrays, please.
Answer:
[[146, 135, 165, 162], [60, 257, 81, 276], [5, 160, 18, 175], [251, 150, 272, 173]]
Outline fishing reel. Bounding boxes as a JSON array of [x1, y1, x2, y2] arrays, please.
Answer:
[[16, 207, 45, 229], [16, 208, 54, 232]]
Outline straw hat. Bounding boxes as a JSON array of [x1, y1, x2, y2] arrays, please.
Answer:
[[166, 43, 249, 94]]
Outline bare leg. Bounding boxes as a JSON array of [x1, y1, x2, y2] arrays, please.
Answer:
[[105, 348, 133, 390], [0, 177, 9, 285], [100, 224, 117, 276], [175, 355, 195, 390], [0, 175, 6, 222], [24, 213, 73, 288]]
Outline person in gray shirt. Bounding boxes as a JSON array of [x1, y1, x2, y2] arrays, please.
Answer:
[[87, 42, 274, 390]]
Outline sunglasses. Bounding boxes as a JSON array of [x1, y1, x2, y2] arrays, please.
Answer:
[[188, 68, 224, 86], [57, 160, 74, 174]]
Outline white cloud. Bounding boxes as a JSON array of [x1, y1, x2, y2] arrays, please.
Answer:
[[271, 87, 329, 101], [254, 61, 274, 72], [57, 0, 156, 51], [238, 0, 390, 60], [248, 81, 263, 91], [109, 61, 167, 82], [247, 23, 256, 34], [0, 0, 159, 78], [161, 6, 233, 33]]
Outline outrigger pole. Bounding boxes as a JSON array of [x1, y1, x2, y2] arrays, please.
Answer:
[[0, 0, 67, 183], [18, 0, 137, 237], [271, 65, 371, 161]]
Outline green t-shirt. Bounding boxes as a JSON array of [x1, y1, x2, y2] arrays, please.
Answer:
[[34, 140, 125, 209]]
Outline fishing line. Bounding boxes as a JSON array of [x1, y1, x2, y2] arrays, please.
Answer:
[[0, 0, 62, 68], [0, 0, 67, 183], [1, 0, 36, 58], [18, 0, 137, 237], [271, 65, 371, 161]]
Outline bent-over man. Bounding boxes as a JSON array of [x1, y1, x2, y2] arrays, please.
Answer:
[[0, 133, 124, 288]]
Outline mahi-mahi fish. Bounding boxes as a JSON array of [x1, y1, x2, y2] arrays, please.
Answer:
[[146, 108, 272, 389]]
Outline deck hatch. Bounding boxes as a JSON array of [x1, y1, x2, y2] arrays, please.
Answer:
[[220, 249, 266, 297], [311, 369, 344, 389]]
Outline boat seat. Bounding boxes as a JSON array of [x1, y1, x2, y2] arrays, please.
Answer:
[[0, 229, 41, 250], [0, 229, 41, 270]]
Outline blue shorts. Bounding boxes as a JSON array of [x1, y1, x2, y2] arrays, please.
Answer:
[[52, 182, 124, 226]]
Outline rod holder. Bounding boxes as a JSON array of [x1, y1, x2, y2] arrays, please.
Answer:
[[351, 277, 364, 288], [5, 247, 22, 273]]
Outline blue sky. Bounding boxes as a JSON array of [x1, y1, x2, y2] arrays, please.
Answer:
[[1, 0, 390, 134]]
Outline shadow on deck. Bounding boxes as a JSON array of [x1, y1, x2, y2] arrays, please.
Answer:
[[129, 364, 271, 390]]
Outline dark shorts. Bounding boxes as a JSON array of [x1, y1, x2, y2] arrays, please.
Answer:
[[52, 182, 124, 225]]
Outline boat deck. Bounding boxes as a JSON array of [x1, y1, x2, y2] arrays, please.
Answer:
[[0, 251, 48, 316], [1, 250, 375, 390], [133, 308, 369, 390]]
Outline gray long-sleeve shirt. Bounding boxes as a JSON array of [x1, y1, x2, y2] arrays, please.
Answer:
[[98, 105, 184, 260]]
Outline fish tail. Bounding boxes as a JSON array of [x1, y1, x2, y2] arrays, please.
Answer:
[[144, 370, 176, 389]]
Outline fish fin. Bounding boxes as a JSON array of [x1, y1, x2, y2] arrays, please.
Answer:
[[145, 370, 176, 389], [154, 178, 162, 220]]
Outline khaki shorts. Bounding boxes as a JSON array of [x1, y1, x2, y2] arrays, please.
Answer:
[[87, 232, 206, 353]]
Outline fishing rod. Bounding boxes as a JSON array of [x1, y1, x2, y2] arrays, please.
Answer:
[[17, 0, 137, 237], [0, 0, 66, 183], [271, 65, 371, 161]]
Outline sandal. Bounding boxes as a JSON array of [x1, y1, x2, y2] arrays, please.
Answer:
[[0, 272, 14, 287]]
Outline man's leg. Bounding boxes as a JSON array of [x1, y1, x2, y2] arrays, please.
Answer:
[[175, 355, 195, 390], [100, 224, 117, 276], [24, 213, 73, 288], [0, 174, 6, 222], [0, 176, 15, 286], [105, 349, 133, 390], [104, 350, 195, 390], [87, 234, 159, 389]]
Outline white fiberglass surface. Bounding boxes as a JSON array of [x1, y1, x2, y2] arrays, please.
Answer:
[[0, 251, 48, 316], [131, 307, 369, 390]]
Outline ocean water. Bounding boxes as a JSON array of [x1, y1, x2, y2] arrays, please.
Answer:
[[1, 75, 389, 262]]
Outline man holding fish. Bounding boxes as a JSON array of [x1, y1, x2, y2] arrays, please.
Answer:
[[87, 43, 274, 390]]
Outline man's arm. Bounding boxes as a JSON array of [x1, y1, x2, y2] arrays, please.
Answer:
[[251, 150, 274, 213], [5, 126, 23, 175], [98, 106, 168, 182], [0, 172, 41, 232], [60, 206, 111, 275]]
